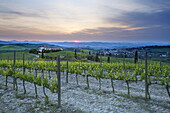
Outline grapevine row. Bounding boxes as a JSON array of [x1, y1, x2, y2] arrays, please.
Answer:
[[0, 57, 169, 98]]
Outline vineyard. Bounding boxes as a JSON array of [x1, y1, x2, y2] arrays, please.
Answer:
[[0, 52, 170, 112]]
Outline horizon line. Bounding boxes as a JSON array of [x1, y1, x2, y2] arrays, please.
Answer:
[[1, 39, 170, 44]]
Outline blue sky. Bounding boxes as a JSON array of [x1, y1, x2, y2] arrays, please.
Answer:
[[0, 0, 170, 43]]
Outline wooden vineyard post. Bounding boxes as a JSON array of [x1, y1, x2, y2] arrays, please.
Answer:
[[160, 61, 162, 73], [22, 54, 26, 94], [116, 54, 117, 63], [145, 52, 149, 99], [13, 51, 17, 91], [99, 55, 102, 90], [66, 54, 68, 83], [123, 52, 126, 70], [80, 55, 82, 63], [57, 55, 61, 107], [48, 70, 51, 79], [5, 56, 9, 88], [123, 52, 126, 78], [34, 69, 38, 98], [42, 70, 48, 98], [100, 55, 102, 67], [13, 51, 15, 90]]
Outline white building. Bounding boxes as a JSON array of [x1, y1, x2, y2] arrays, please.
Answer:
[[38, 46, 63, 52]]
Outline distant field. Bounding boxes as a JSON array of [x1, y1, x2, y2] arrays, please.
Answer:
[[46, 51, 75, 56], [80, 49, 93, 52], [0, 52, 36, 60], [45, 51, 86, 57], [101, 56, 135, 63], [0, 45, 27, 51], [0, 44, 61, 52], [0, 44, 169, 63], [149, 48, 170, 52], [129, 46, 170, 53], [143, 48, 170, 53], [150, 57, 170, 63]]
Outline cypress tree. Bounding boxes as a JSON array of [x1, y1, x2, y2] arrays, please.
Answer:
[[42, 49, 44, 58], [95, 53, 99, 62], [134, 50, 138, 64], [74, 49, 77, 59]]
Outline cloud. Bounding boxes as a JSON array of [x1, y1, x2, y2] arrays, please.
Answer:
[[1, 25, 170, 43], [0, 10, 42, 17], [138, 0, 170, 10], [0, 0, 170, 43], [0, 5, 45, 19], [104, 8, 170, 34], [120, 10, 170, 27]]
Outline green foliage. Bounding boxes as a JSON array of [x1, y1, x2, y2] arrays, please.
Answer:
[[49, 79, 58, 93], [0, 52, 36, 60], [0, 45, 27, 51], [0, 56, 169, 96], [42, 76, 49, 88], [35, 74, 42, 86], [29, 49, 38, 54]]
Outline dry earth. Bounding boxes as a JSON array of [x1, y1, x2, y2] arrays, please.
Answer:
[[0, 71, 170, 113]]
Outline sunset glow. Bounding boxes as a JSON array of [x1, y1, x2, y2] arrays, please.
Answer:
[[73, 40, 81, 43], [0, 0, 170, 42]]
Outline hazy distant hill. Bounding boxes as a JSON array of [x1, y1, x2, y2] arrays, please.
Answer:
[[123, 45, 170, 53], [0, 40, 169, 49], [0, 43, 61, 52], [51, 42, 169, 49]]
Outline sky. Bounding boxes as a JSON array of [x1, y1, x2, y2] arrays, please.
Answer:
[[0, 0, 170, 43]]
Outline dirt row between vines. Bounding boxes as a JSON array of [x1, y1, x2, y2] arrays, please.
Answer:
[[0, 71, 170, 113]]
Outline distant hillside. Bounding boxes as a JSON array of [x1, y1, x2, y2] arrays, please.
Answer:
[[0, 43, 62, 52], [123, 45, 170, 53], [0, 40, 169, 49]]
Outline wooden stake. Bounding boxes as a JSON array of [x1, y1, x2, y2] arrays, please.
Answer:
[[57, 55, 61, 107], [66, 54, 68, 83], [145, 52, 148, 99], [13, 51, 16, 90], [22, 54, 26, 94]]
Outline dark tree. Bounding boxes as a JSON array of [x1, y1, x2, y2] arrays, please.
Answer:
[[42, 49, 45, 58], [74, 49, 77, 59], [89, 51, 91, 55], [107, 56, 110, 63], [87, 55, 94, 61], [95, 53, 100, 62], [134, 50, 138, 64], [29, 49, 38, 54], [124, 52, 127, 58]]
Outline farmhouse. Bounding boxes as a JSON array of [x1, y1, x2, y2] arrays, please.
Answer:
[[38, 46, 63, 52]]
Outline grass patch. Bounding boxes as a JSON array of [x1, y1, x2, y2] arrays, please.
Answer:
[[112, 104, 124, 108], [115, 98, 124, 102], [117, 94, 131, 98], [67, 87, 74, 90], [103, 90, 112, 94], [46, 51, 75, 57], [97, 92, 103, 96], [84, 86, 89, 90], [0, 52, 36, 60], [17, 102, 23, 106], [0, 45, 27, 51], [36, 99, 41, 104], [44, 96, 49, 105]]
